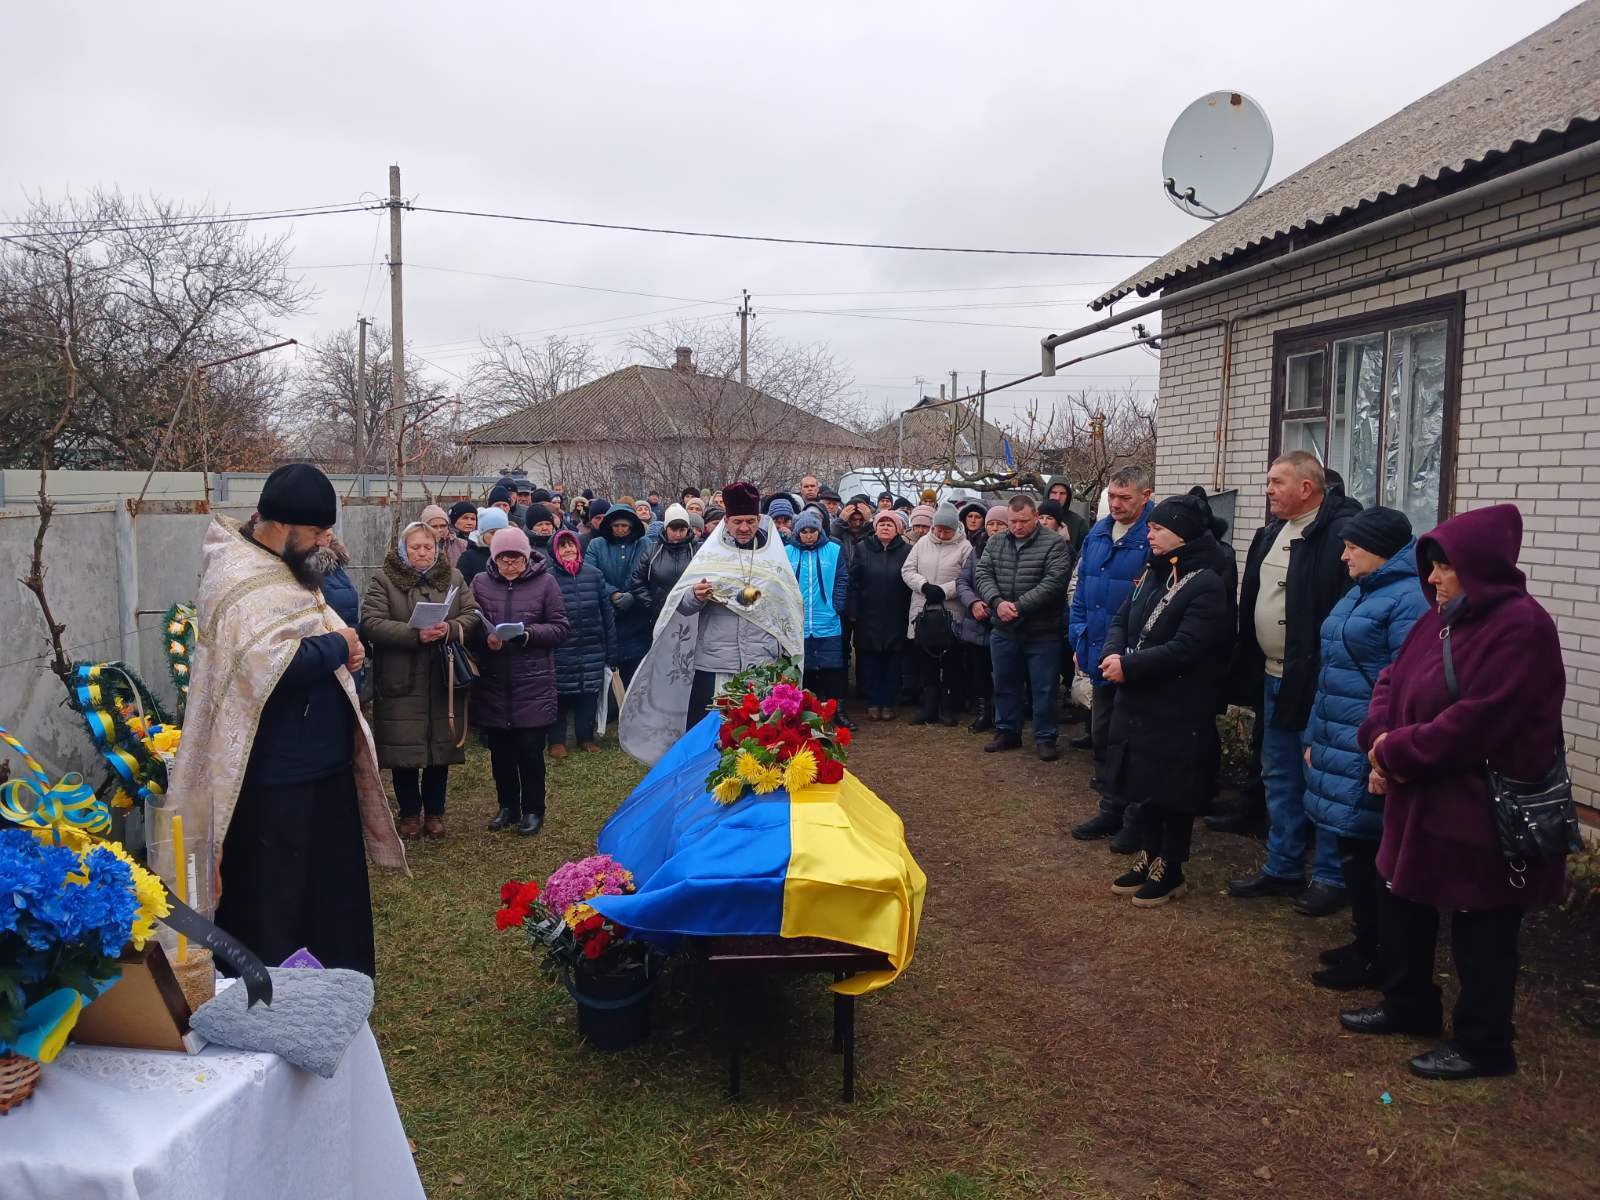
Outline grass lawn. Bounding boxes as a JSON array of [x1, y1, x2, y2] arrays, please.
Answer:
[[371, 727, 1599, 1200]]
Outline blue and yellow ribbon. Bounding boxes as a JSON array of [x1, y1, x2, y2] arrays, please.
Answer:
[[67, 662, 171, 806], [0, 725, 110, 835]]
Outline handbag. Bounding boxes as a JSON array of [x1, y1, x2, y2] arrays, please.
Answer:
[[913, 605, 957, 653], [1441, 625, 1580, 878], [442, 636, 479, 749]]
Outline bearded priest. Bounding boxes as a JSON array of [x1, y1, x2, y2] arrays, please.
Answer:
[[163, 464, 406, 978], [619, 481, 804, 765]]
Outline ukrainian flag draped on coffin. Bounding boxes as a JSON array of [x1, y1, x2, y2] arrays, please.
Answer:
[[589, 713, 925, 995]]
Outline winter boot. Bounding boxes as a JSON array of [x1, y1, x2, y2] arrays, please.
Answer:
[[1131, 857, 1187, 907], [1311, 956, 1382, 991], [938, 691, 959, 726], [983, 731, 1022, 753], [1110, 851, 1151, 895], [487, 806, 518, 832], [968, 698, 993, 733], [908, 687, 939, 726]]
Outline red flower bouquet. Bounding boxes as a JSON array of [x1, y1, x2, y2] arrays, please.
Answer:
[[704, 659, 850, 804]]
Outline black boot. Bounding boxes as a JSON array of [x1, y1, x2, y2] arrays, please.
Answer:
[[1311, 955, 1381, 991], [517, 811, 544, 836], [938, 690, 959, 727], [909, 687, 939, 726], [968, 698, 993, 733], [487, 806, 518, 832]]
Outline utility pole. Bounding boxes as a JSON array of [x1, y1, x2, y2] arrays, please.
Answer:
[[737, 289, 753, 384], [977, 369, 986, 473], [354, 316, 370, 484], [387, 164, 406, 490]]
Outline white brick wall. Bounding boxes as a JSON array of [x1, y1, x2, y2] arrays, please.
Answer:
[[1154, 166, 1600, 810]]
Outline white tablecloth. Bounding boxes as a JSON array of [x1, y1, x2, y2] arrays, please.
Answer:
[[3, 1025, 426, 1200]]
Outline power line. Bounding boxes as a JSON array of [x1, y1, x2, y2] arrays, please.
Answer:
[[0, 203, 375, 241], [405, 204, 1158, 259]]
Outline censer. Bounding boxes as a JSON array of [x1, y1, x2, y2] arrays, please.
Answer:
[[737, 585, 761, 607]]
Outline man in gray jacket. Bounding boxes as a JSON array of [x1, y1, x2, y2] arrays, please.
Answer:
[[975, 494, 1074, 760]]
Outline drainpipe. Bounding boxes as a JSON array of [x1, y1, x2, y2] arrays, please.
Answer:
[[1038, 138, 1600, 375], [1213, 319, 1234, 493]]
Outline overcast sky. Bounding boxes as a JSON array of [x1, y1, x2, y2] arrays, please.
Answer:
[[2, 0, 1578, 428]]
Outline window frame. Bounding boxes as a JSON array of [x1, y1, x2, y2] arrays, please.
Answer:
[[1268, 292, 1465, 525]]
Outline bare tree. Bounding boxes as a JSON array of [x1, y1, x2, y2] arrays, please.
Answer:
[[465, 333, 607, 417], [0, 190, 309, 471]]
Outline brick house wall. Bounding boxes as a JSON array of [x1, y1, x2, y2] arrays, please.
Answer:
[[1154, 164, 1600, 811]]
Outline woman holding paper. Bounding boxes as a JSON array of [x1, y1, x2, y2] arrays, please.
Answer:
[[361, 520, 483, 840]]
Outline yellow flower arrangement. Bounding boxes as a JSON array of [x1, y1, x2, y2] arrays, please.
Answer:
[[783, 747, 818, 793], [30, 826, 170, 950], [752, 764, 784, 795], [712, 776, 745, 805], [735, 750, 765, 785]]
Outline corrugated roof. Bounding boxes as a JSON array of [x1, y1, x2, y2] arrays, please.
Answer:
[[462, 364, 874, 451], [1096, 1, 1600, 307], [873, 398, 1009, 459]]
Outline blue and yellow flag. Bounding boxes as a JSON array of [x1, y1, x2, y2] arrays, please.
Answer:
[[591, 714, 926, 995]]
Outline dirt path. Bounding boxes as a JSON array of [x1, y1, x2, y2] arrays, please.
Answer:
[[843, 722, 1599, 1200]]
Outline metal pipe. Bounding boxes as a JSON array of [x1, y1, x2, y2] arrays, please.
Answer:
[[1039, 138, 1600, 371]]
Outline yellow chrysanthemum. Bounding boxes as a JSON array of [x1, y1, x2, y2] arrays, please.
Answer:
[[735, 750, 766, 785], [109, 788, 136, 810], [712, 776, 745, 805], [752, 764, 784, 795], [784, 748, 818, 793], [95, 839, 170, 949], [564, 902, 597, 929]]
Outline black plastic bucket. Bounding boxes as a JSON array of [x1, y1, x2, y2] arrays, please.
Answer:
[[567, 962, 655, 1050]]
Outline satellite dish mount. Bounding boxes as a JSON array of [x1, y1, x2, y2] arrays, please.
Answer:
[[1162, 91, 1273, 221]]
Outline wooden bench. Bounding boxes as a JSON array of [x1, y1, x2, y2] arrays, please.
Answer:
[[698, 935, 891, 1103]]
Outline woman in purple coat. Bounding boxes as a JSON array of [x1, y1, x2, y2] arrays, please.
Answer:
[[469, 527, 570, 836], [1341, 505, 1567, 1081]]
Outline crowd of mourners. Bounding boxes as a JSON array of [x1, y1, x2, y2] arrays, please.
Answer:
[[348, 457, 1570, 1083]]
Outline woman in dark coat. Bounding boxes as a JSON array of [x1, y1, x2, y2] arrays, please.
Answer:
[[470, 526, 570, 836], [583, 506, 651, 685], [548, 529, 616, 756], [849, 509, 913, 720], [1100, 490, 1235, 907], [630, 505, 697, 623], [361, 522, 483, 839], [1344, 504, 1568, 1081]]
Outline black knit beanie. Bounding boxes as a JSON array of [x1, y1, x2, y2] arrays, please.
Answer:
[[1342, 506, 1412, 560], [1147, 486, 1212, 542]]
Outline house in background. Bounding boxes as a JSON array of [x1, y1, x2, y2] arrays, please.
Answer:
[[460, 346, 873, 496], [1092, 1, 1600, 814], [869, 395, 1011, 479]]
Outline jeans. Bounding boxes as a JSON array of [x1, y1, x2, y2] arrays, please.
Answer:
[[392, 766, 448, 818], [857, 650, 903, 709], [1380, 888, 1524, 1067], [990, 634, 1061, 742], [482, 726, 548, 819], [1261, 675, 1342, 884], [551, 691, 599, 748]]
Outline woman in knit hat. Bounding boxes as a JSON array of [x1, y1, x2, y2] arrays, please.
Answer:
[[444, 501, 477, 566], [954, 505, 1011, 732], [785, 509, 854, 727], [850, 510, 913, 719], [906, 504, 935, 545], [1301, 507, 1428, 989], [470, 526, 570, 836], [457, 506, 509, 584], [902, 502, 972, 725], [1100, 488, 1236, 907]]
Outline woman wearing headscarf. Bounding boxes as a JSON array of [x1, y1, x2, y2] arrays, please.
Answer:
[[786, 509, 853, 727], [1100, 488, 1235, 906], [360, 520, 483, 839], [471, 526, 570, 835], [849, 509, 913, 720], [548, 528, 616, 756], [955, 505, 1009, 732], [1342, 505, 1569, 1081], [1301, 508, 1429, 990], [902, 502, 972, 725]]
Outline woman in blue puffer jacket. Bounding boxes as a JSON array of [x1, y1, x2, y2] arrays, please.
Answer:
[[1302, 507, 1428, 991]]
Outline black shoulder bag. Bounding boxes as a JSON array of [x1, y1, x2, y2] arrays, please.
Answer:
[[1441, 625, 1580, 882]]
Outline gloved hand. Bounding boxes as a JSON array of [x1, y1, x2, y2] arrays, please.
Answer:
[[612, 592, 636, 611], [921, 582, 945, 604]]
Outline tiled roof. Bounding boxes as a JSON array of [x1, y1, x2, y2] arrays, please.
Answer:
[[1097, 1, 1600, 307], [461, 364, 874, 451], [873, 398, 1009, 458]]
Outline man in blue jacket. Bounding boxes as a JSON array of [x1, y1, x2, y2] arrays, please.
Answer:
[[1066, 466, 1153, 851]]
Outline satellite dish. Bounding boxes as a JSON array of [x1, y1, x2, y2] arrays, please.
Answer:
[[1162, 91, 1273, 220]]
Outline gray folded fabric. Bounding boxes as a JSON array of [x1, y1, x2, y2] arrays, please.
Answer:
[[190, 967, 374, 1078]]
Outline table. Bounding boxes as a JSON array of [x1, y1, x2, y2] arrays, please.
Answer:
[[700, 934, 892, 1102], [3, 1025, 425, 1200]]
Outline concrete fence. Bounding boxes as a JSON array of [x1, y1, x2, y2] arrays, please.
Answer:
[[0, 496, 426, 781]]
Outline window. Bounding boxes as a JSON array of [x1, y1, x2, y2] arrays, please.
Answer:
[[1270, 295, 1462, 531]]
